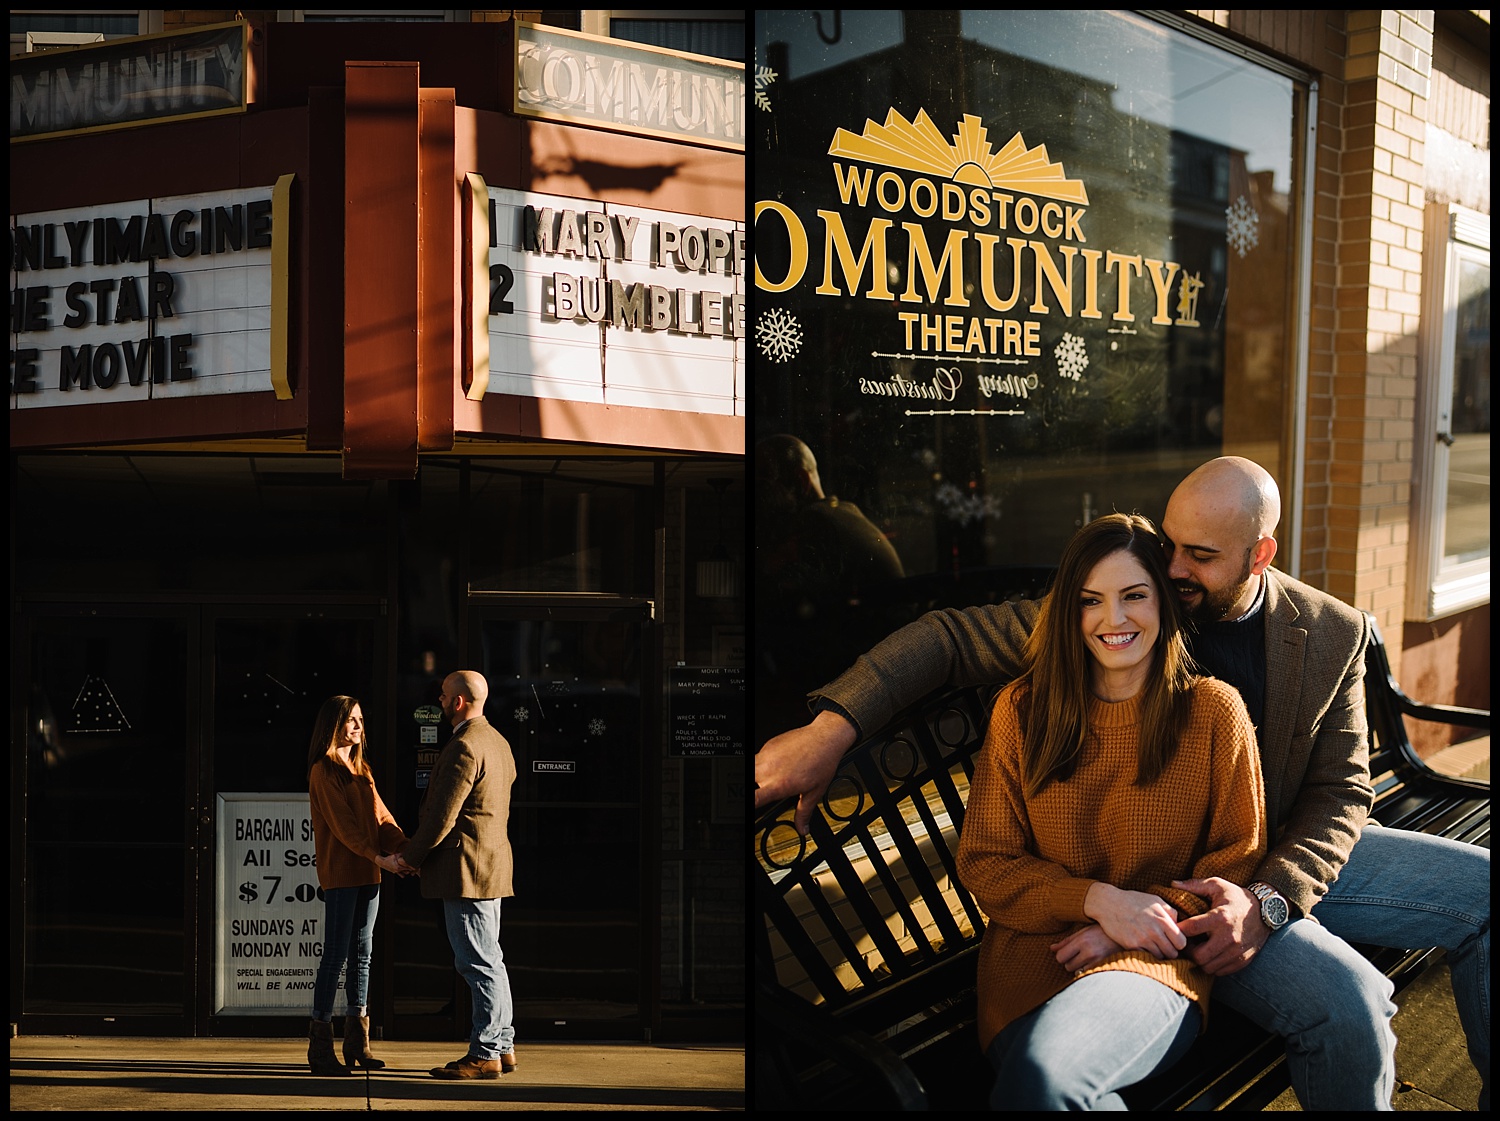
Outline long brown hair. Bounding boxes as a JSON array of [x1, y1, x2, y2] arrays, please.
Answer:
[[306, 695, 371, 783], [1016, 513, 1198, 794]]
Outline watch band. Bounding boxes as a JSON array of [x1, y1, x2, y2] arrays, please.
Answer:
[[1248, 881, 1290, 930]]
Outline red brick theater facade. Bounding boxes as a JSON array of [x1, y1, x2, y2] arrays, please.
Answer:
[[10, 17, 745, 1043]]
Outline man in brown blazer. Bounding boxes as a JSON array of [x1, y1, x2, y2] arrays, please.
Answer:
[[755, 457, 1490, 1110], [397, 670, 519, 1080]]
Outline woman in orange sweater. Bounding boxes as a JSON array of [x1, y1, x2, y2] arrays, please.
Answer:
[[305, 695, 409, 1076], [956, 514, 1267, 1110]]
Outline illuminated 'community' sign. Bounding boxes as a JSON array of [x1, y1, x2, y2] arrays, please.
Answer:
[[755, 109, 1210, 409], [10, 21, 249, 142], [514, 22, 745, 152]]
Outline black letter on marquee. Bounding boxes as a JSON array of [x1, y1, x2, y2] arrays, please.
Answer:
[[150, 272, 176, 319], [10, 348, 40, 394], [170, 210, 198, 257], [92, 342, 121, 389], [60, 345, 94, 390], [247, 199, 273, 249], [170, 333, 194, 381]]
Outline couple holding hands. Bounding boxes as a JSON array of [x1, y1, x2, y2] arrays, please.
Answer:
[[304, 670, 518, 1081]]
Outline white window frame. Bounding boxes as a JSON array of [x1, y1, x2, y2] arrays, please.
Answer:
[[1409, 201, 1490, 620], [277, 10, 467, 21], [9, 10, 158, 56], [583, 9, 744, 40]]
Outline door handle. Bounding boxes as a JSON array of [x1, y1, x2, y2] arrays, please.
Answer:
[[1438, 431, 1456, 447]]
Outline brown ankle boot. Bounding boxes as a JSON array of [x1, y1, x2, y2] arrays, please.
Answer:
[[342, 1014, 386, 1070], [308, 1018, 349, 1076]]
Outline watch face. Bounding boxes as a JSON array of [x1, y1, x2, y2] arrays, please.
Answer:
[[1263, 895, 1290, 928]]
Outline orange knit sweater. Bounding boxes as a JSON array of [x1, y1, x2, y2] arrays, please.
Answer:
[[956, 677, 1267, 1052], [308, 753, 408, 890]]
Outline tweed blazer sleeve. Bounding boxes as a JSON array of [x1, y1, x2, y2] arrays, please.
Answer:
[[399, 716, 516, 899], [1254, 571, 1374, 917], [813, 599, 1041, 738], [401, 728, 482, 867]]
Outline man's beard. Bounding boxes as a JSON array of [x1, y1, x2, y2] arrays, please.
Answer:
[[1178, 550, 1258, 624], [1179, 572, 1256, 624]]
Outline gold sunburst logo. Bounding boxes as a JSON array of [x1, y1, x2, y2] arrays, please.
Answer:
[[828, 109, 1089, 206]]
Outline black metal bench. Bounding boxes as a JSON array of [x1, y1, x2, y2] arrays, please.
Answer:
[[753, 612, 1490, 1110]]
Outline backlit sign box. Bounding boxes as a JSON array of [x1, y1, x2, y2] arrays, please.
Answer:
[[10, 21, 250, 143], [514, 22, 744, 152]]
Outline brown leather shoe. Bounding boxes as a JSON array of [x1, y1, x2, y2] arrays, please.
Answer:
[[501, 1048, 517, 1073], [430, 1054, 503, 1080]]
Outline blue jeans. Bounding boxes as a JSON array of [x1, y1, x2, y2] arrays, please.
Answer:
[[984, 971, 1201, 1110], [312, 882, 380, 1020], [443, 898, 516, 1059], [1213, 823, 1490, 1110]]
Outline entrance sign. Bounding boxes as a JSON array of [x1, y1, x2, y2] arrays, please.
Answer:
[[215, 793, 330, 1016], [10, 184, 279, 410], [10, 21, 250, 143], [514, 22, 745, 152]]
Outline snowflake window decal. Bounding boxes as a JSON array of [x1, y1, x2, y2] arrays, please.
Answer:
[[935, 482, 1002, 526], [588, 718, 606, 737], [1226, 195, 1260, 258], [513, 707, 530, 723], [756, 308, 803, 363], [754, 50, 776, 113], [1055, 333, 1089, 381]]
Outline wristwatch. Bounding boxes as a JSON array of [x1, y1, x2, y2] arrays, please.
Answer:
[[1248, 881, 1291, 931]]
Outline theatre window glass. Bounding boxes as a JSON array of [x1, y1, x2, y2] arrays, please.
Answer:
[[753, 10, 1310, 735], [1410, 203, 1490, 619]]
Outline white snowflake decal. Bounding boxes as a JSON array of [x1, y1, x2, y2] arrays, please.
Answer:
[[756, 308, 803, 363], [513, 707, 529, 723], [754, 50, 777, 113], [588, 718, 606, 736], [1055, 333, 1089, 381], [934, 482, 1002, 526], [1226, 195, 1260, 257]]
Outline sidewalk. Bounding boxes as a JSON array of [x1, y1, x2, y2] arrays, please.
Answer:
[[10, 1037, 745, 1112]]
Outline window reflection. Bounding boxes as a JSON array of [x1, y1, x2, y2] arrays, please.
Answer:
[[754, 11, 1304, 724], [468, 461, 650, 594], [1444, 257, 1490, 564]]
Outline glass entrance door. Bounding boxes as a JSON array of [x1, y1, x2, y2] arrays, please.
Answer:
[[386, 602, 651, 1040], [16, 603, 386, 1034], [18, 606, 199, 1030], [480, 606, 650, 1036]]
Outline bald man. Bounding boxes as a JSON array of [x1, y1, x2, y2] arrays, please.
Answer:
[[755, 434, 905, 738], [754, 457, 1489, 1111], [398, 670, 519, 1079]]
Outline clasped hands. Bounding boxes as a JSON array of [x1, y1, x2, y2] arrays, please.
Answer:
[[1056, 878, 1268, 975], [376, 851, 420, 877]]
